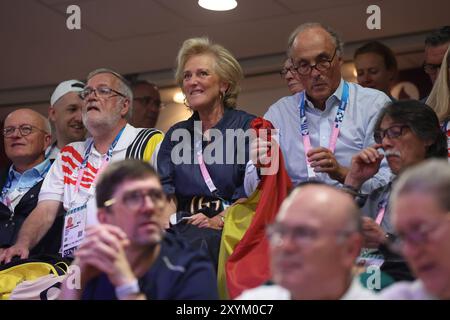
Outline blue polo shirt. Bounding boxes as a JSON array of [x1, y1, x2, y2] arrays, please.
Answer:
[[82, 232, 219, 300]]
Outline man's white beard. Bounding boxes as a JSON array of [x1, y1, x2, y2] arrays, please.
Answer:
[[82, 106, 122, 135]]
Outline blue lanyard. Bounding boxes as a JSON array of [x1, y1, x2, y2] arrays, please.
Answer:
[[298, 81, 349, 178], [78, 126, 125, 171], [74, 126, 125, 194], [298, 81, 349, 148]]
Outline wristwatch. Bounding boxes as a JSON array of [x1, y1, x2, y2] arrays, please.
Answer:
[[115, 279, 140, 300], [384, 232, 397, 244]]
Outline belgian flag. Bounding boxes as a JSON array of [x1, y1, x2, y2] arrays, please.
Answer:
[[217, 118, 292, 299]]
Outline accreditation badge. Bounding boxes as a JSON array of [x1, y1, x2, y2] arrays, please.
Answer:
[[62, 203, 87, 258], [356, 248, 385, 268]]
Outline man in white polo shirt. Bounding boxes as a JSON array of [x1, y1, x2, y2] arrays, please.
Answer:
[[0, 68, 163, 262]]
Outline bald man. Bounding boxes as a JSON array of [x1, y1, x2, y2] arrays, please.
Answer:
[[0, 109, 61, 253], [238, 183, 376, 300]]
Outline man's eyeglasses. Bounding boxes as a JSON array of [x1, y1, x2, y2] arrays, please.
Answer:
[[374, 125, 409, 144], [104, 188, 166, 210], [266, 223, 353, 247], [3, 124, 47, 138], [133, 96, 162, 109], [292, 48, 338, 75], [79, 86, 126, 100], [279, 67, 296, 78], [423, 63, 442, 75]]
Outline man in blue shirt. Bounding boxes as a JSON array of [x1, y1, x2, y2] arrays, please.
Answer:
[[59, 159, 218, 300], [245, 22, 391, 194], [0, 108, 53, 250]]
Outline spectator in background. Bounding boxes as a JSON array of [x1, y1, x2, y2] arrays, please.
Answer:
[[380, 160, 450, 299], [59, 159, 218, 300], [238, 183, 375, 300], [354, 41, 398, 100], [424, 26, 450, 85], [280, 58, 304, 94], [426, 46, 450, 160], [47, 80, 87, 159], [130, 80, 162, 129]]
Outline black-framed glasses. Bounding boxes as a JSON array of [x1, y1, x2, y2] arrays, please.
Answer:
[[279, 67, 296, 78], [423, 62, 442, 75], [374, 125, 409, 144], [3, 124, 48, 138], [133, 96, 162, 109], [266, 223, 353, 247], [79, 86, 126, 100], [292, 48, 338, 75], [104, 188, 166, 210]]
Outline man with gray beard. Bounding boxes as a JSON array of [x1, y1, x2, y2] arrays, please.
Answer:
[[0, 69, 163, 263], [342, 100, 447, 286]]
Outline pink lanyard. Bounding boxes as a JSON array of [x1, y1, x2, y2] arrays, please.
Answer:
[[194, 139, 218, 195], [298, 82, 349, 179], [375, 188, 390, 225]]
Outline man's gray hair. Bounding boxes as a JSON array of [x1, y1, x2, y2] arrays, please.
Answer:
[[391, 159, 450, 212], [287, 22, 344, 57], [86, 68, 133, 119]]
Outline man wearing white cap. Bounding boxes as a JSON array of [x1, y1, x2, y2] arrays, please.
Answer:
[[0, 69, 163, 263], [46, 80, 87, 159]]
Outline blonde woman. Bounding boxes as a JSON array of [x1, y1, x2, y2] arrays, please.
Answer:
[[426, 46, 450, 159], [157, 38, 256, 264]]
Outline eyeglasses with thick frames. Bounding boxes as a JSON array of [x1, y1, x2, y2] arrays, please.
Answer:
[[79, 86, 126, 100], [133, 96, 162, 109], [3, 124, 48, 138], [374, 125, 409, 144], [292, 48, 338, 75], [104, 188, 166, 211]]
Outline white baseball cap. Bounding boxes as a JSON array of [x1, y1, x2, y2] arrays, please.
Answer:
[[50, 80, 85, 106]]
